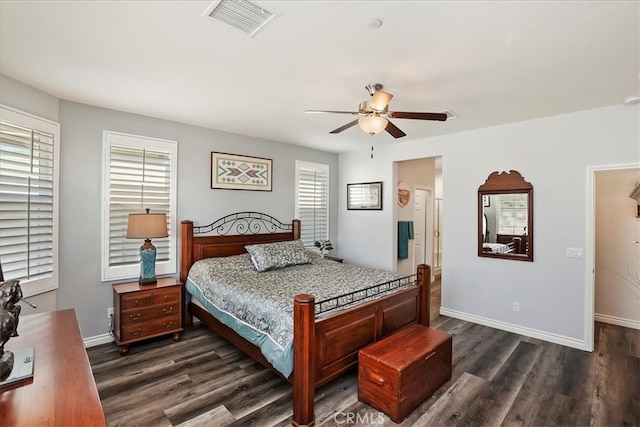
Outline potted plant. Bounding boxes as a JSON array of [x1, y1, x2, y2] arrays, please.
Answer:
[[314, 240, 333, 257]]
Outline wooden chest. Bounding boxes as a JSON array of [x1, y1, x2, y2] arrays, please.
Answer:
[[358, 324, 452, 423]]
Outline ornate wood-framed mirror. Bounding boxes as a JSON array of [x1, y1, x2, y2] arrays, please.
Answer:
[[478, 170, 533, 261]]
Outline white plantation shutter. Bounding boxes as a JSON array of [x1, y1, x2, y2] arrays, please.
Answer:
[[496, 193, 529, 235], [102, 132, 177, 281], [0, 106, 59, 295], [295, 161, 329, 247]]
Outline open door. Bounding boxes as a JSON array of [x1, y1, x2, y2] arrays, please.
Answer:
[[413, 186, 434, 276]]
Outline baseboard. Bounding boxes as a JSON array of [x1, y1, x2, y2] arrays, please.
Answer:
[[595, 313, 640, 330], [84, 333, 114, 348], [439, 307, 588, 351]]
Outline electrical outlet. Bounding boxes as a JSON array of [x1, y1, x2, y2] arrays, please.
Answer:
[[107, 307, 114, 318], [513, 302, 520, 312]]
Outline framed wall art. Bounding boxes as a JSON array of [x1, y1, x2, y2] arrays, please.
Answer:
[[347, 182, 383, 210], [211, 152, 272, 191]]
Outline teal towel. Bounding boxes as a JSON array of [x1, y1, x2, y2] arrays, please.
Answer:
[[398, 221, 414, 259]]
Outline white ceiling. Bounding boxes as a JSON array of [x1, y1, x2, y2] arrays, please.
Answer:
[[1, 1, 638, 154]]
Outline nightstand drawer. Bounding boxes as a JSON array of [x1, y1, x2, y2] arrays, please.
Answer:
[[121, 302, 180, 325], [120, 315, 181, 341], [121, 287, 180, 309]]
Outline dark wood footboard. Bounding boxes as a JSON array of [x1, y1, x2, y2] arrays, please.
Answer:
[[179, 214, 431, 427], [292, 263, 430, 426]]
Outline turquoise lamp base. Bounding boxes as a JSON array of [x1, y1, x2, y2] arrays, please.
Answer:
[[139, 239, 157, 285]]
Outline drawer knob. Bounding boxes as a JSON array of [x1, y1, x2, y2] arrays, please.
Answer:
[[367, 371, 386, 386], [164, 295, 169, 301], [130, 328, 142, 336], [134, 300, 139, 306], [162, 306, 173, 314], [129, 313, 141, 321], [162, 322, 174, 328]]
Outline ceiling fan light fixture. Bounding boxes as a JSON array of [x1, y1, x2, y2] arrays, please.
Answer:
[[370, 91, 393, 111], [358, 115, 388, 135]]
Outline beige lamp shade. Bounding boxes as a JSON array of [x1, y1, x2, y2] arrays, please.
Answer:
[[358, 115, 388, 135], [370, 90, 393, 111], [126, 212, 168, 239]]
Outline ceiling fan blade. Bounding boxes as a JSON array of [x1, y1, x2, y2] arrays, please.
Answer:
[[389, 111, 448, 121], [385, 120, 406, 138], [370, 91, 393, 111], [305, 110, 360, 115], [330, 119, 359, 134]]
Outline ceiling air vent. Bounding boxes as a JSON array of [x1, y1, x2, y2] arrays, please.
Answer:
[[203, 0, 280, 37]]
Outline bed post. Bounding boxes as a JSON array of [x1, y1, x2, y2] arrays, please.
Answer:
[[180, 220, 194, 328], [417, 264, 431, 327], [292, 293, 315, 427], [180, 220, 194, 284], [292, 219, 301, 240]]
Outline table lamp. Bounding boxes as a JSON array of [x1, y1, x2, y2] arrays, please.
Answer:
[[126, 209, 168, 285]]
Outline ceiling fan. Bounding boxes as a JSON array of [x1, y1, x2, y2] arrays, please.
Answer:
[[305, 83, 448, 138]]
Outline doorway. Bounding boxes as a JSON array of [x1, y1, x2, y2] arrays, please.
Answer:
[[593, 167, 640, 329], [586, 162, 640, 351], [413, 186, 434, 275], [394, 156, 441, 323]]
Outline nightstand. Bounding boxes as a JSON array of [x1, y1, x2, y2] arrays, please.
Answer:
[[113, 277, 183, 355], [324, 255, 344, 263]]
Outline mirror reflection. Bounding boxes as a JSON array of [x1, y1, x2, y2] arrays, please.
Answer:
[[481, 194, 528, 255], [478, 170, 533, 262]]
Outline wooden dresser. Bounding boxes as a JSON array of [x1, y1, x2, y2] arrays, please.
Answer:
[[0, 309, 107, 426], [113, 277, 183, 355]]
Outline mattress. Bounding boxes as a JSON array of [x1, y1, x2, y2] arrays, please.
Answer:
[[185, 252, 402, 377], [483, 242, 513, 254]]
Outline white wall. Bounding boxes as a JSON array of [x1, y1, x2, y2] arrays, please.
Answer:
[[1, 74, 339, 339], [0, 74, 58, 122], [339, 104, 640, 349], [595, 168, 640, 329]]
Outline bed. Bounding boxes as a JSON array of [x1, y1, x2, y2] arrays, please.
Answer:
[[482, 242, 514, 254], [179, 212, 431, 426]]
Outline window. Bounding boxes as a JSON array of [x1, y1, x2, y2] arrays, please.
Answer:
[[496, 193, 529, 235], [295, 161, 329, 248], [0, 106, 60, 296], [102, 131, 177, 281]]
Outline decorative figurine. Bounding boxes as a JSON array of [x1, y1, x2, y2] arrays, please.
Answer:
[[1, 280, 22, 336], [0, 280, 27, 381], [0, 308, 16, 380]]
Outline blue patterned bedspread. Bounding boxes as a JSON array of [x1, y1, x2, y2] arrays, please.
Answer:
[[185, 252, 402, 377]]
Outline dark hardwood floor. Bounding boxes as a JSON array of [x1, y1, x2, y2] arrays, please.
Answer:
[[88, 280, 639, 426]]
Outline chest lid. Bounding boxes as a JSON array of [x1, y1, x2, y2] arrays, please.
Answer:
[[361, 324, 451, 370]]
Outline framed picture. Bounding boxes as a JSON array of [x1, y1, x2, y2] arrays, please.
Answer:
[[211, 152, 272, 191], [483, 195, 491, 207], [347, 182, 383, 210]]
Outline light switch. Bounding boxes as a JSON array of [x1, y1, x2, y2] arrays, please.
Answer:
[[565, 247, 584, 258]]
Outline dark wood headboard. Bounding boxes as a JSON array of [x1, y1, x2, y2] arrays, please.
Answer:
[[180, 212, 301, 283]]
